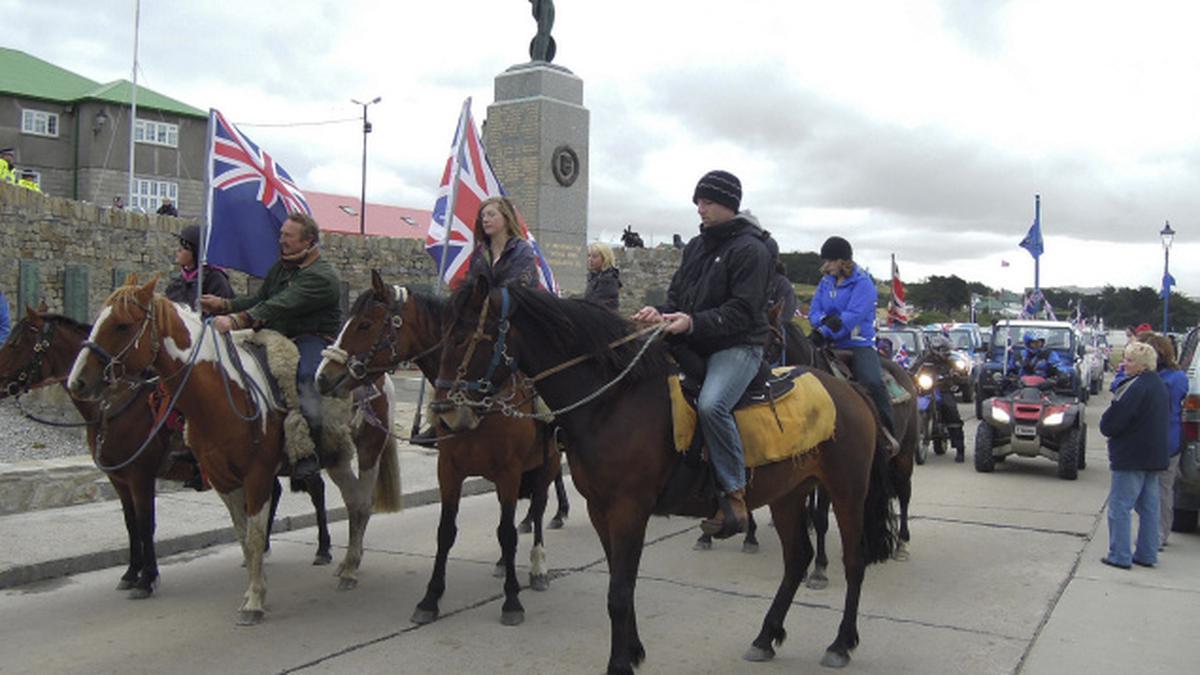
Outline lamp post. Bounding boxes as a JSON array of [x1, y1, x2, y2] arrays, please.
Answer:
[[351, 96, 381, 235], [1161, 221, 1176, 333]]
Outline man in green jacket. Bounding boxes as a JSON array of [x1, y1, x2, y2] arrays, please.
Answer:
[[201, 212, 342, 479]]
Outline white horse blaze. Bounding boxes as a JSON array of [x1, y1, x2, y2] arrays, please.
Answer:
[[66, 306, 113, 388]]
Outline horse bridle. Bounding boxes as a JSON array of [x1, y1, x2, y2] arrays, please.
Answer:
[[435, 287, 515, 399], [321, 286, 443, 382], [79, 297, 161, 386], [4, 318, 57, 396]]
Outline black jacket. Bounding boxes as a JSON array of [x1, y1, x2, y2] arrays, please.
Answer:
[[1101, 370, 1170, 471], [585, 267, 621, 311], [659, 214, 773, 356], [465, 237, 539, 290], [164, 265, 234, 311]]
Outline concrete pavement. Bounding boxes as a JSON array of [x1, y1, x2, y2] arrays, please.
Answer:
[[0, 391, 1197, 674]]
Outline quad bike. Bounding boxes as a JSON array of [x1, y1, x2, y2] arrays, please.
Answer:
[[975, 373, 1087, 480]]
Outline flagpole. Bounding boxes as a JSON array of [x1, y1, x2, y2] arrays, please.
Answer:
[[435, 98, 472, 296], [126, 0, 141, 209], [1033, 194, 1040, 312], [197, 109, 217, 311], [414, 98, 472, 441]]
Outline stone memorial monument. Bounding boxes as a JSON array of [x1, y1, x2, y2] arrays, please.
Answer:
[[484, 0, 588, 293]]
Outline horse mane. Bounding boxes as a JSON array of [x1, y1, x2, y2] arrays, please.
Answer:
[[36, 312, 92, 333], [351, 287, 446, 326], [454, 285, 671, 383]]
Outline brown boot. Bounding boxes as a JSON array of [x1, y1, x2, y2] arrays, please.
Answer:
[[700, 490, 748, 539]]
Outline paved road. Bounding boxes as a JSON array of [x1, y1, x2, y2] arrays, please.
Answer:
[[2, 392, 1197, 675]]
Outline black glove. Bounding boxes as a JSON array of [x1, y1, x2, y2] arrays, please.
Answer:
[[821, 314, 844, 332], [809, 329, 826, 347]]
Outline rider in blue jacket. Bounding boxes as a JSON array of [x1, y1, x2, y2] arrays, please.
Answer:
[[1009, 331, 1064, 378], [808, 236, 897, 444]]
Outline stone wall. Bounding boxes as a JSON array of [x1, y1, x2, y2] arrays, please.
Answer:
[[0, 182, 687, 321]]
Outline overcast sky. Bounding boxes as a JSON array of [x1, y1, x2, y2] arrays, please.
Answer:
[[7, 0, 1200, 296]]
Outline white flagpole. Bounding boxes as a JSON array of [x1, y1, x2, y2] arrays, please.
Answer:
[[197, 109, 217, 311], [126, 0, 141, 209], [435, 97, 472, 296]]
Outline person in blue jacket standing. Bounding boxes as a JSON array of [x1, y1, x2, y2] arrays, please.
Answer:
[[808, 236, 896, 446], [1099, 341, 1169, 569], [1142, 333, 1188, 548], [0, 289, 10, 345]]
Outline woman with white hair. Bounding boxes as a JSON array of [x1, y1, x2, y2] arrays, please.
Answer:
[[584, 242, 621, 311], [1099, 341, 1170, 569]]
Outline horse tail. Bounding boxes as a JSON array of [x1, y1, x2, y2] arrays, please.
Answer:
[[862, 432, 899, 565], [372, 377, 403, 513]]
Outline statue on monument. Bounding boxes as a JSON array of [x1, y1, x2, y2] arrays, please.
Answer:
[[529, 0, 556, 62]]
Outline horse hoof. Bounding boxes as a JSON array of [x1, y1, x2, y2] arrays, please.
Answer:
[[493, 563, 506, 579], [693, 539, 712, 551], [518, 521, 532, 534], [742, 541, 759, 554], [313, 552, 333, 566], [549, 515, 566, 529], [337, 577, 358, 591], [116, 579, 136, 591], [820, 650, 851, 668], [893, 548, 910, 562], [237, 609, 265, 626], [501, 610, 525, 626], [410, 607, 439, 625], [806, 575, 829, 590], [530, 574, 550, 592], [127, 587, 153, 600], [743, 645, 776, 662]]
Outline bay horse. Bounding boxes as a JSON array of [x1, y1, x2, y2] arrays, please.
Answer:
[[436, 279, 896, 673], [782, 321, 919, 586], [315, 270, 563, 626], [0, 307, 335, 599], [67, 278, 400, 624]]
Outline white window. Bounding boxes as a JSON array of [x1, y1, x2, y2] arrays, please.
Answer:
[[21, 109, 59, 137], [130, 178, 178, 212], [134, 119, 179, 148]]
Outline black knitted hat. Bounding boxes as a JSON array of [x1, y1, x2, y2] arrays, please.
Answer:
[[179, 224, 201, 253], [692, 170, 741, 212], [819, 236, 853, 261]]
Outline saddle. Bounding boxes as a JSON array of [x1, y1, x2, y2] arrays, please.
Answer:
[[829, 349, 911, 405], [668, 367, 836, 469]]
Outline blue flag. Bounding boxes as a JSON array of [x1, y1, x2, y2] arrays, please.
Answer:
[[1162, 272, 1177, 299], [205, 109, 311, 277], [1019, 216, 1043, 259]]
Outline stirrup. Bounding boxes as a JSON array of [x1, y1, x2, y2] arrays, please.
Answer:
[[700, 495, 746, 540]]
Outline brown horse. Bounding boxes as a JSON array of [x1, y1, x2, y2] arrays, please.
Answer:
[[436, 281, 896, 673], [315, 270, 562, 626], [66, 279, 400, 624], [0, 308, 335, 599], [781, 322, 919, 588]]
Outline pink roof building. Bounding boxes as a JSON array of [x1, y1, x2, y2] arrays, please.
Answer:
[[305, 190, 430, 240]]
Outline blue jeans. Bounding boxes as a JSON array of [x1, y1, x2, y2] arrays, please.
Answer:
[[1107, 469, 1160, 566], [294, 335, 328, 441], [697, 345, 764, 494], [851, 346, 896, 433]]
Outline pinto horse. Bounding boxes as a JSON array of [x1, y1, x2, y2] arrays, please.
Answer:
[[315, 270, 563, 626], [783, 322, 919, 585], [67, 279, 400, 624], [436, 280, 896, 673], [0, 308, 336, 597]]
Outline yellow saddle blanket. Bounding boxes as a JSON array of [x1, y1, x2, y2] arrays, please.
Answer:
[[669, 369, 837, 468]]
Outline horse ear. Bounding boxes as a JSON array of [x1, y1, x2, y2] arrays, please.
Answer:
[[36, 299, 49, 313], [136, 275, 159, 304], [371, 269, 389, 299], [123, 272, 139, 286]]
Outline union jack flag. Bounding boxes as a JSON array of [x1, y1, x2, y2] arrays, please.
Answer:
[[426, 100, 558, 294], [204, 109, 311, 277]]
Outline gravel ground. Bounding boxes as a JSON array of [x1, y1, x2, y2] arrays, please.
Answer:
[[0, 397, 91, 464]]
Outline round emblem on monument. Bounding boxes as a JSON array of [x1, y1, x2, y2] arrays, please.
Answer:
[[551, 145, 579, 187]]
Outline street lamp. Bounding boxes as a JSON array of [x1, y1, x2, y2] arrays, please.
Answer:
[[351, 96, 381, 235], [1161, 220, 1176, 333]]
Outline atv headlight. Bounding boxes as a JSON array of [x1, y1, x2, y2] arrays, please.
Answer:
[[953, 358, 968, 372], [991, 407, 1011, 424], [1043, 412, 1065, 426], [917, 372, 934, 390]]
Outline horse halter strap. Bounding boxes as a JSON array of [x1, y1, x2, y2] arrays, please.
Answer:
[[5, 319, 57, 396], [80, 298, 160, 386], [435, 287, 512, 396]]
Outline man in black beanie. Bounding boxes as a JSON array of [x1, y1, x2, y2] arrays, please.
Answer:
[[632, 169, 774, 538]]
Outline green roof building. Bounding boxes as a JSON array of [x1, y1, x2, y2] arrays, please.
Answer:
[[0, 47, 207, 214]]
